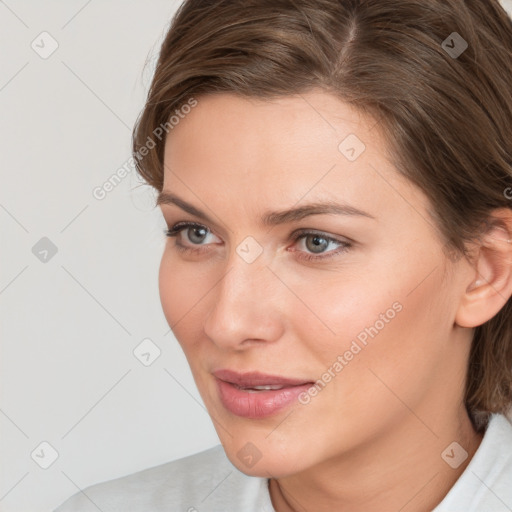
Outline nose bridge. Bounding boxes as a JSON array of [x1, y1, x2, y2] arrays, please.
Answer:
[[203, 243, 283, 346]]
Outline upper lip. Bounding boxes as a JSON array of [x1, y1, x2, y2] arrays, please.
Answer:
[[213, 369, 313, 387]]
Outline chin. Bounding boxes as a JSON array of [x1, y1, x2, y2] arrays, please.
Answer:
[[218, 432, 314, 479], [225, 450, 304, 478]]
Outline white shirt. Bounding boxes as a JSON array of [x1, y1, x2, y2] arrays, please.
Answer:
[[55, 413, 512, 511]]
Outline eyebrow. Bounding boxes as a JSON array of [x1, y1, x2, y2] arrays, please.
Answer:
[[156, 191, 376, 226]]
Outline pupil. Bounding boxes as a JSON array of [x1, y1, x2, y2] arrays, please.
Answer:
[[190, 227, 206, 243], [308, 235, 327, 253]]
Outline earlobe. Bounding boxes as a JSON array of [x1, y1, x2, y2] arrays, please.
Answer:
[[455, 209, 512, 329]]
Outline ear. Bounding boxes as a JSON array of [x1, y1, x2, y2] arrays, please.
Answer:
[[455, 208, 512, 328]]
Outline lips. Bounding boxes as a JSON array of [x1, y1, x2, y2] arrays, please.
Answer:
[[213, 369, 312, 387], [213, 369, 315, 418]]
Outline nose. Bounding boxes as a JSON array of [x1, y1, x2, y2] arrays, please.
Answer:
[[202, 247, 285, 350]]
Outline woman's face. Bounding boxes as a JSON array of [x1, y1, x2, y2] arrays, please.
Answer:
[[158, 91, 474, 477]]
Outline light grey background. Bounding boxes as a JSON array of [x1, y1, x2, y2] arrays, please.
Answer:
[[1, 2, 220, 511], [1, 1, 512, 510]]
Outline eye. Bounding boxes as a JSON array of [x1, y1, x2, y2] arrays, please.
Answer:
[[164, 222, 220, 254], [290, 230, 352, 262], [164, 222, 352, 261]]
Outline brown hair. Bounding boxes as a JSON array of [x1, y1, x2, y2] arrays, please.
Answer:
[[132, 0, 512, 430]]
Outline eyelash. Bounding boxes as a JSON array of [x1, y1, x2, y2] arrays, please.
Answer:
[[164, 221, 352, 262]]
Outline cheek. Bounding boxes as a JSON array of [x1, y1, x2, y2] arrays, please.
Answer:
[[302, 240, 446, 355], [158, 252, 178, 325], [280, 266, 400, 364], [296, 251, 450, 394], [319, 270, 449, 412], [158, 252, 202, 346]]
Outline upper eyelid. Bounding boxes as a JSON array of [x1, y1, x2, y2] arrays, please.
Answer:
[[168, 221, 348, 245], [166, 222, 353, 263], [169, 221, 221, 239]]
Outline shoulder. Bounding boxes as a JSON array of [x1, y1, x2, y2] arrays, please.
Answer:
[[435, 413, 512, 512], [54, 444, 271, 512]]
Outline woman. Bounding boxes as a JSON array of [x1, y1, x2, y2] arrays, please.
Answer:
[[56, 0, 512, 510]]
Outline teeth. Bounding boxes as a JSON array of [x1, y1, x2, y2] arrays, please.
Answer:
[[252, 385, 285, 390], [237, 384, 285, 391]]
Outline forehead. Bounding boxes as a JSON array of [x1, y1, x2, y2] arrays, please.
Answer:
[[164, 91, 380, 166], [164, 92, 375, 180], [161, 91, 430, 229]]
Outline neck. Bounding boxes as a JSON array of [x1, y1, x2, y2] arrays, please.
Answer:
[[269, 407, 483, 512]]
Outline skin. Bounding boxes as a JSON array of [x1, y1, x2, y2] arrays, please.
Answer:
[[157, 90, 512, 512]]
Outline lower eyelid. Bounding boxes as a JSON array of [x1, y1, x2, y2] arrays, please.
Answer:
[[166, 224, 350, 258], [294, 232, 348, 249], [291, 236, 351, 260]]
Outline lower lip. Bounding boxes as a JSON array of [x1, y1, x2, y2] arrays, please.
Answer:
[[216, 378, 313, 419]]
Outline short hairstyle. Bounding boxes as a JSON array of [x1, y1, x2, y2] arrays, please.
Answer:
[[132, 0, 512, 431]]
